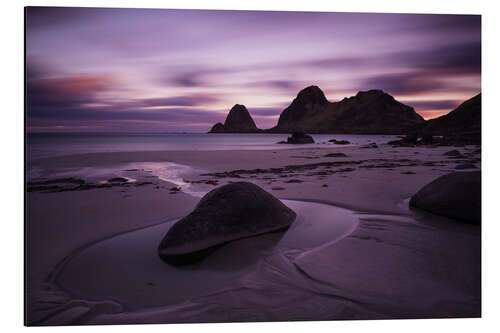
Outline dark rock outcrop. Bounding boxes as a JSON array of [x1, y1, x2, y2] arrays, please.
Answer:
[[360, 143, 378, 149], [270, 86, 425, 134], [209, 104, 259, 133], [444, 150, 463, 157], [209, 122, 225, 133], [158, 182, 297, 265], [274, 86, 329, 132], [278, 131, 314, 144], [409, 172, 481, 224], [393, 94, 481, 146], [329, 139, 350, 145], [388, 133, 437, 147], [423, 94, 481, 142]]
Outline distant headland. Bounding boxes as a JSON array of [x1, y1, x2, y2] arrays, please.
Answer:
[[208, 85, 480, 138]]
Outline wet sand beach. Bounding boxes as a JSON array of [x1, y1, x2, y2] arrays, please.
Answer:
[[26, 144, 481, 325]]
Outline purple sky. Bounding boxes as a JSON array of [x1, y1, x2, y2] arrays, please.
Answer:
[[26, 7, 481, 132]]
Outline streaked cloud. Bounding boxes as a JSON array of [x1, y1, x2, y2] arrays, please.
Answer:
[[25, 8, 481, 132]]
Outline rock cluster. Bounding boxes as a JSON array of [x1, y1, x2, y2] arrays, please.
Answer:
[[278, 132, 315, 144]]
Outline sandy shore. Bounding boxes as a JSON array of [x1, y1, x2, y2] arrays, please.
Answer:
[[26, 144, 481, 325]]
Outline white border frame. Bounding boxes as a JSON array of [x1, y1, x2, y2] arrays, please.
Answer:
[[3, 1, 499, 332]]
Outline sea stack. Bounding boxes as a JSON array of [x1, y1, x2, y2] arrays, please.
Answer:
[[158, 182, 297, 265], [209, 104, 260, 133], [274, 85, 329, 133], [279, 131, 315, 144]]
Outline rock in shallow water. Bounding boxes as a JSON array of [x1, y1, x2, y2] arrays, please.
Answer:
[[278, 132, 314, 144], [158, 182, 297, 265], [409, 171, 480, 224]]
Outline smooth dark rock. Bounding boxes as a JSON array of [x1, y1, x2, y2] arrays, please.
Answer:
[[388, 133, 438, 147], [329, 139, 350, 145], [285, 179, 303, 183], [281, 132, 314, 144], [158, 182, 297, 265], [420, 134, 435, 145], [409, 172, 481, 224], [324, 153, 348, 157]]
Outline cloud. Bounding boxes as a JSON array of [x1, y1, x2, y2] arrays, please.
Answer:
[[245, 80, 301, 92], [303, 56, 372, 69], [27, 74, 116, 110], [163, 67, 234, 88], [247, 107, 283, 116], [25, 55, 58, 80], [27, 107, 225, 130], [168, 72, 204, 87], [26, 6, 108, 31], [404, 100, 460, 111], [398, 14, 481, 36], [394, 41, 481, 75], [361, 41, 481, 96], [361, 72, 444, 95], [141, 95, 219, 107]]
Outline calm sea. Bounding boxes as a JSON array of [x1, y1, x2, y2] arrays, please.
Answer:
[[27, 132, 399, 161]]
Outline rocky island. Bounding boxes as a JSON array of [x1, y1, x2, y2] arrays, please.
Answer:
[[209, 104, 260, 133], [208, 86, 429, 135]]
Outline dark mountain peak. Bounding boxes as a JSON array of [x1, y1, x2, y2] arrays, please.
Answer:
[[208, 104, 259, 133], [224, 104, 257, 129], [423, 93, 481, 141], [354, 89, 390, 102], [448, 93, 481, 116], [209, 122, 225, 133], [272, 86, 425, 134], [295, 85, 329, 105], [226, 104, 248, 117], [274, 85, 329, 131]]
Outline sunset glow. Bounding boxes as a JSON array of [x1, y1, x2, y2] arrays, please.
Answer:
[[26, 7, 481, 132]]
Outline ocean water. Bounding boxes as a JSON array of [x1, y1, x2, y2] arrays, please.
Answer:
[[27, 132, 399, 160]]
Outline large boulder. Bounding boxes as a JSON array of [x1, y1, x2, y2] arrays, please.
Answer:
[[329, 139, 350, 145], [409, 172, 481, 224], [158, 182, 297, 265]]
